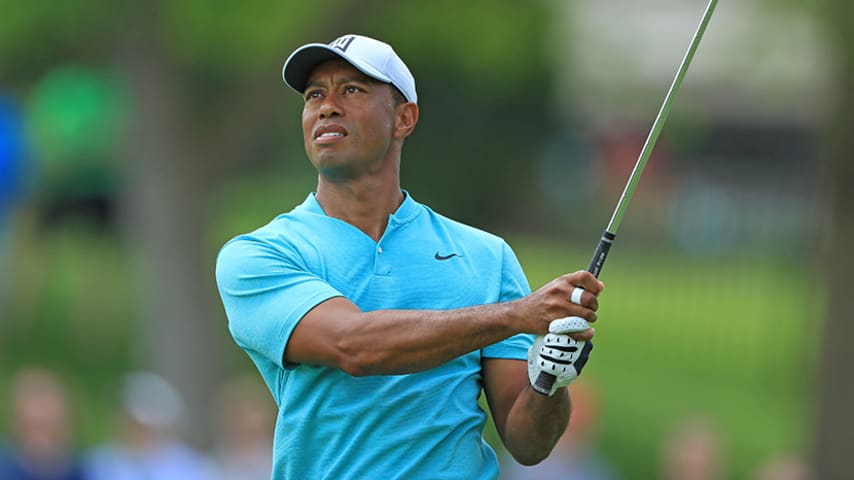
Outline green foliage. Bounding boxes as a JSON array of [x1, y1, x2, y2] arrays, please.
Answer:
[[0, 0, 119, 78], [0, 0, 551, 88], [158, 0, 338, 74], [376, 1, 551, 90], [1, 0, 559, 234]]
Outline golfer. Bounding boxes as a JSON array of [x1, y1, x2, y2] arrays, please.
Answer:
[[215, 34, 603, 480]]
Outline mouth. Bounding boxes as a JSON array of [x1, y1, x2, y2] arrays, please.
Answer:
[[313, 125, 348, 143]]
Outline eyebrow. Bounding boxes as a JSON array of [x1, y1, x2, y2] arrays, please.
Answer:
[[305, 74, 378, 90]]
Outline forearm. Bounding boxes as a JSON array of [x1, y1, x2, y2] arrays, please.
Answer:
[[502, 386, 571, 465], [286, 270, 602, 375], [324, 301, 524, 376]]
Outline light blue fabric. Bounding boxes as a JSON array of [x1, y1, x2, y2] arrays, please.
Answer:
[[216, 192, 533, 480]]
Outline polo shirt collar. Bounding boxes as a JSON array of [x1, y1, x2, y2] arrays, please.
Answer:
[[390, 190, 420, 225], [299, 190, 421, 226]]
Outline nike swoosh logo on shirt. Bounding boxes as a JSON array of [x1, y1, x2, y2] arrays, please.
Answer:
[[434, 252, 459, 261]]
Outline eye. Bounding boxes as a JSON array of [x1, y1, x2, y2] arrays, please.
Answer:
[[305, 90, 322, 101], [344, 85, 360, 94]]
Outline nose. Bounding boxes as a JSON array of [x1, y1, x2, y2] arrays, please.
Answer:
[[319, 93, 342, 119]]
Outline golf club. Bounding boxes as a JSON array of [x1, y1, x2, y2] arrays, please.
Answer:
[[533, 0, 718, 396]]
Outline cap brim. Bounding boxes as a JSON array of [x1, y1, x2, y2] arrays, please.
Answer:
[[282, 44, 393, 94]]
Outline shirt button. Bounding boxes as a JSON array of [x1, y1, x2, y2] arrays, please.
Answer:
[[377, 246, 383, 254]]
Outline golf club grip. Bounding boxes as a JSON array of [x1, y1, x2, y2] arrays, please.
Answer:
[[533, 231, 617, 395], [587, 230, 616, 278]]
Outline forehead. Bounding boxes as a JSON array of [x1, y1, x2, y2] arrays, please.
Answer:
[[306, 58, 375, 87]]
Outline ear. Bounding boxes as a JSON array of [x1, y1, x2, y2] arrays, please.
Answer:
[[393, 102, 419, 140]]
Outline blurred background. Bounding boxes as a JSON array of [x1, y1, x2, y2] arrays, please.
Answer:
[[1, 0, 851, 479]]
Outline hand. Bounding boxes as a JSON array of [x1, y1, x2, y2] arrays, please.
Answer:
[[527, 318, 594, 396], [518, 270, 603, 341]]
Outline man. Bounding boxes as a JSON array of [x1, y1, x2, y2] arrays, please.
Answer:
[[215, 34, 604, 479], [0, 367, 86, 480]]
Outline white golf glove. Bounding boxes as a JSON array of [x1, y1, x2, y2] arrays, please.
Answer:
[[527, 317, 594, 396]]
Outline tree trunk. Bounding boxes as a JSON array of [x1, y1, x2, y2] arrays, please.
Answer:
[[116, 31, 226, 446], [813, 0, 854, 477]]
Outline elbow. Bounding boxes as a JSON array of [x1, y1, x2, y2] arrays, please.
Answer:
[[504, 431, 559, 466], [324, 317, 415, 376], [337, 358, 371, 377], [333, 337, 386, 377], [337, 355, 388, 377], [510, 450, 550, 467]]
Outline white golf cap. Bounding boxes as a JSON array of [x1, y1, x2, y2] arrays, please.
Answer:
[[282, 34, 417, 104]]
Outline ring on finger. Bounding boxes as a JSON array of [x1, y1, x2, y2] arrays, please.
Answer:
[[570, 287, 585, 305]]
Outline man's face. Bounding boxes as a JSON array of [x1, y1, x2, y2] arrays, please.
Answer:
[[301, 58, 399, 181]]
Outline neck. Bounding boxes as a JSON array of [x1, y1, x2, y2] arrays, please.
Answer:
[[315, 171, 404, 242]]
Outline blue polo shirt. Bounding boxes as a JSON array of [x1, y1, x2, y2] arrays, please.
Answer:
[[215, 192, 533, 480]]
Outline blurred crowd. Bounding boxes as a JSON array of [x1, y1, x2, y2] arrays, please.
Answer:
[[0, 368, 274, 480], [498, 379, 810, 480], [0, 368, 813, 480]]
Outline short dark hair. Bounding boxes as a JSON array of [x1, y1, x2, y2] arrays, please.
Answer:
[[390, 85, 407, 106]]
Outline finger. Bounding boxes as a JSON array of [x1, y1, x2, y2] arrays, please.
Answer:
[[570, 306, 597, 324], [568, 327, 594, 342], [570, 287, 584, 305], [569, 287, 599, 311], [568, 271, 602, 295]]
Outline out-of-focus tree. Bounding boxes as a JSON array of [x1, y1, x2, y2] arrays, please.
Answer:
[[0, 0, 554, 444], [814, 0, 854, 477]]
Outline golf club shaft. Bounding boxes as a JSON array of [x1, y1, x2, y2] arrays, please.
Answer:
[[603, 0, 718, 241], [533, 0, 717, 396]]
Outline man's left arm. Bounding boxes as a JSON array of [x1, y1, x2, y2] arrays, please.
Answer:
[[484, 241, 597, 465], [482, 358, 571, 466]]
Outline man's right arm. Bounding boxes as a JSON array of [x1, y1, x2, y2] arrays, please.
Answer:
[[284, 271, 600, 376]]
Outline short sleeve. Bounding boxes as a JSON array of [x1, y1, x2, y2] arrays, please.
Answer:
[[482, 241, 534, 359], [215, 235, 342, 369]]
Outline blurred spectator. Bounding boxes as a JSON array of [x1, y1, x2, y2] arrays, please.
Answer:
[[499, 380, 618, 479], [209, 375, 274, 480], [660, 415, 725, 480], [0, 367, 86, 480], [83, 372, 214, 480], [749, 453, 811, 480]]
